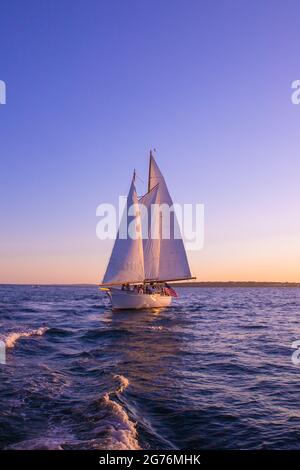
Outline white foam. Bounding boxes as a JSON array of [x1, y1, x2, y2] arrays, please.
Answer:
[[102, 374, 140, 450], [103, 394, 140, 450], [5, 327, 48, 348], [114, 374, 130, 393]]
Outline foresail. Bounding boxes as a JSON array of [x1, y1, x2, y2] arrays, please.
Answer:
[[148, 153, 192, 282], [102, 178, 144, 285]]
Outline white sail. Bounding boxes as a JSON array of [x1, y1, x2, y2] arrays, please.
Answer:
[[102, 176, 144, 285], [139, 183, 161, 280], [147, 152, 192, 281], [101, 153, 193, 286]]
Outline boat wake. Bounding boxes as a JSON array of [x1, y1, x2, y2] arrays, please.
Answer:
[[5, 372, 140, 451], [102, 374, 140, 450], [5, 327, 49, 348]]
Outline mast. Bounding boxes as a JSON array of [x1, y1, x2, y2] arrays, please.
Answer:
[[148, 150, 152, 192]]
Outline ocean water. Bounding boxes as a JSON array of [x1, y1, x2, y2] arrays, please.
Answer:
[[0, 285, 300, 450]]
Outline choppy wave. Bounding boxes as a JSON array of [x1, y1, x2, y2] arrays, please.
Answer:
[[5, 327, 48, 348], [102, 375, 140, 450]]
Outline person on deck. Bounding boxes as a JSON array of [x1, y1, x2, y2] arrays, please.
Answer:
[[146, 285, 152, 294]]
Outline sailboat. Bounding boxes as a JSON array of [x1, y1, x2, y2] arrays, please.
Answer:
[[100, 151, 195, 310]]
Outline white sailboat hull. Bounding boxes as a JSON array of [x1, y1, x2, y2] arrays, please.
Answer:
[[109, 289, 172, 310]]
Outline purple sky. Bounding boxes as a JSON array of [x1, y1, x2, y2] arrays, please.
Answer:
[[1, 0, 300, 283]]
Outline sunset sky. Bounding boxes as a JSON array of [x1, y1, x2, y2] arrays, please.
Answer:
[[1, 0, 300, 284]]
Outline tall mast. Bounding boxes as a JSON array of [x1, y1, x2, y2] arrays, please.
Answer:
[[148, 150, 153, 192]]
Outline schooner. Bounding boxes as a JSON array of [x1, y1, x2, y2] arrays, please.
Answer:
[[100, 151, 195, 309]]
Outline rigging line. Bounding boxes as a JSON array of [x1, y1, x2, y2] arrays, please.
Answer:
[[135, 172, 145, 185], [134, 171, 146, 198]]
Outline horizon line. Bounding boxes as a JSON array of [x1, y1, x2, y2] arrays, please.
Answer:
[[1, 281, 300, 286]]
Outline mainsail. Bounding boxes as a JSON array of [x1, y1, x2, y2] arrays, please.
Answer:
[[102, 175, 144, 285], [144, 152, 192, 282]]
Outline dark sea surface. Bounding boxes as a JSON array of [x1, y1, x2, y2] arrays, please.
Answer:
[[1, 285, 300, 450]]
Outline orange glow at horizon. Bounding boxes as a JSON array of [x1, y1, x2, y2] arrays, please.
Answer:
[[1, 235, 299, 284]]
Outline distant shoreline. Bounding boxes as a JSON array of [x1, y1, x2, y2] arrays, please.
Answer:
[[1, 282, 300, 288], [170, 281, 300, 288]]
